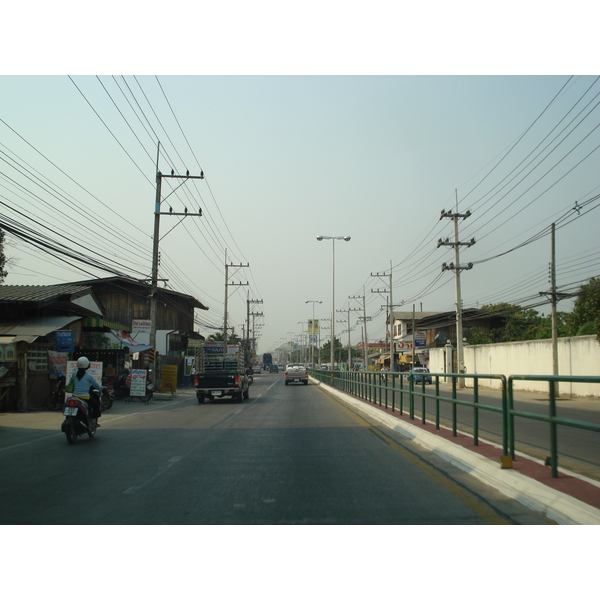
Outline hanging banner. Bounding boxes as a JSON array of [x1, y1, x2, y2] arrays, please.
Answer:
[[308, 319, 319, 334], [110, 329, 153, 353]]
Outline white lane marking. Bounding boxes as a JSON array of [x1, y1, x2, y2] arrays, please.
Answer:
[[123, 456, 182, 495]]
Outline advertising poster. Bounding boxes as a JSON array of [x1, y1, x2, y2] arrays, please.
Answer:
[[161, 364, 177, 393], [1, 344, 16, 361], [47, 351, 69, 378], [66, 361, 103, 385], [130, 369, 147, 397]]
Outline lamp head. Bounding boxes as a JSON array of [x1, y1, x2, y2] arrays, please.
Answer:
[[316, 236, 323, 241], [343, 236, 351, 242]]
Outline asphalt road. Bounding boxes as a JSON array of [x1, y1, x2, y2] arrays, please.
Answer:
[[0, 373, 556, 525]]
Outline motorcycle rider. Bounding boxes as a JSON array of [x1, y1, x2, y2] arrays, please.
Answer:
[[114, 368, 130, 399], [69, 356, 103, 427]]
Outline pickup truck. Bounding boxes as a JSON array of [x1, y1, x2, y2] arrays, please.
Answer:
[[284, 363, 308, 385], [193, 342, 250, 403]]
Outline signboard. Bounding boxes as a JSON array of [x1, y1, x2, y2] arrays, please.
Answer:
[[132, 320, 151, 335], [308, 319, 319, 334], [55, 330, 74, 352], [130, 369, 147, 397], [204, 341, 225, 354], [227, 345, 240, 355], [66, 361, 103, 386], [161, 364, 177, 393], [415, 330, 427, 348], [188, 338, 204, 348], [396, 341, 413, 350]]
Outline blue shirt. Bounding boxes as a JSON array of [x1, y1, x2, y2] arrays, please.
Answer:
[[70, 371, 102, 397]]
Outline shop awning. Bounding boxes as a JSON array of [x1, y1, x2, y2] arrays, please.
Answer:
[[0, 315, 81, 344], [83, 317, 130, 331]]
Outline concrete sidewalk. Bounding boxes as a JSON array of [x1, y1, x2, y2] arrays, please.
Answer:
[[314, 378, 600, 525]]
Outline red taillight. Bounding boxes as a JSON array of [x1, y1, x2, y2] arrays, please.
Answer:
[[234, 375, 240, 385], [67, 399, 77, 406]]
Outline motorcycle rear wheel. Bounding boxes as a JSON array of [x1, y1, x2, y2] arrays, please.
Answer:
[[65, 423, 77, 444]]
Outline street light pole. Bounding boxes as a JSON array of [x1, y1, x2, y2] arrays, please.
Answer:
[[317, 235, 351, 373]]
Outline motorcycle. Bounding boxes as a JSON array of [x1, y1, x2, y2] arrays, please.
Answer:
[[100, 376, 113, 411], [109, 372, 130, 401], [61, 389, 101, 444]]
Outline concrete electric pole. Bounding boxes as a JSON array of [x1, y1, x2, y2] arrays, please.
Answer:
[[150, 145, 204, 375], [438, 199, 475, 388]]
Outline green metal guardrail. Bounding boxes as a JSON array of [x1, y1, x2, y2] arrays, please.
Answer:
[[508, 375, 600, 477], [310, 369, 600, 477]]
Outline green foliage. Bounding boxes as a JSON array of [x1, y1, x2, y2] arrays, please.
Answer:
[[82, 332, 119, 349], [567, 278, 600, 341], [319, 337, 344, 363], [473, 302, 569, 343]]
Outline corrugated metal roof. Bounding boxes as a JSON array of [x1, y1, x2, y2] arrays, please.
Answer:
[[0, 284, 93, 303], [0, 315, 81, 343]]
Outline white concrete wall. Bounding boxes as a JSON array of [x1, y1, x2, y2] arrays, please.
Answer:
[[429, 336, 600, 397]]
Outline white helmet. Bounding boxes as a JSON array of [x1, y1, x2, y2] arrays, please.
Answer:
[[76, 356, 90, 369]]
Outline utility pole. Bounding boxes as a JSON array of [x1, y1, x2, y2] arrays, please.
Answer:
[[249, 311, 264, 356], [372, 263, 398, 371], [150, 144, 204, 376], [223, 249, 249, 349], [438, 197, 475, 388], [247, 297, 263, 362], [336, 307, 360, 368], [539, 223, 571, 397], [349, 289, 369, 371]]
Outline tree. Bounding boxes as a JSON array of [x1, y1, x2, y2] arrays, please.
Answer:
[[474, 302, 569, 343], [319, 337, 343, 363], [0, 228, 7, 284], [567, 278, 600, 340]]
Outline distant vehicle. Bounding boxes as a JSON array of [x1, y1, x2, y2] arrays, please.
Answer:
[[406, 367, 432, 384], [269, 365, 279, 373], [252, 365, 261, 374], [285, 363, 308, 385], [263, 353, 273, 371]]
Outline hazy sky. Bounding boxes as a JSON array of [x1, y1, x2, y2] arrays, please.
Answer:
[[1, 4, 598, 357], [1, 74, 598, 356]]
